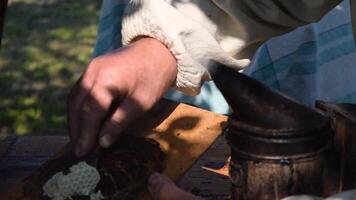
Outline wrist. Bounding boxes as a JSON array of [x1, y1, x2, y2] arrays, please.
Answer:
[[131, 37, 178, 85]]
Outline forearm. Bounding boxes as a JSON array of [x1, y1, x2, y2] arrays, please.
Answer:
[[132, 37, 178, 101]]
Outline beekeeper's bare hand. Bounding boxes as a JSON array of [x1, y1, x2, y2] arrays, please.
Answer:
[[67, 37, 177, 157]]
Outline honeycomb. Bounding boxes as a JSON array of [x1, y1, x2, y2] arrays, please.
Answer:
[[42, 161, 103, 200]]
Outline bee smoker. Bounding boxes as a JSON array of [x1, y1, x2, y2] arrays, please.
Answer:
[[316, 101, 356, 195], [211, 65, 332, 199]]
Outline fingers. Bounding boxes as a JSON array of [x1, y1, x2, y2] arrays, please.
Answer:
[[99, 98, 144, 148], [67, 76, 90, 142], [74, 85, 113, 156], [148, 173, 204, 200], [67, 64, 99, 142], [67, 38, 177, 156], [148, 173, 167, 200]]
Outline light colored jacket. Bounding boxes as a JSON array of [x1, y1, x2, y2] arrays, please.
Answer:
[[121, 0, 355, 95]]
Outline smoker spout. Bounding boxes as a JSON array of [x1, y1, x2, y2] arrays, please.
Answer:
[[212, 65, 328, 130]]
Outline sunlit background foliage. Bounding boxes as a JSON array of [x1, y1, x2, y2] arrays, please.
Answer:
[[0, 0, 101, 137]]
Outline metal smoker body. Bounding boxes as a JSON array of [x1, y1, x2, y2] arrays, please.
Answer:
[[212, 65, 332, 199], [316, 101, 356, 195]]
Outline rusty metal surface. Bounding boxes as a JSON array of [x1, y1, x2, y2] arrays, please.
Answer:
[[316, 101, 356, 193], [212, 65, 332, 199], [230, 156, 325, 200]]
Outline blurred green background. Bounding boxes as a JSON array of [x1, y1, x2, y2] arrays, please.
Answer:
[[0, 0, 101, 137]]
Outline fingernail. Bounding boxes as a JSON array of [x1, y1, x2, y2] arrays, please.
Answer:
[[149, 173, 161, 185], [99, 134, 112, 148]]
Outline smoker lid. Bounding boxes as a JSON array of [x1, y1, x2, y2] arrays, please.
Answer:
[[316, 101, 356, 123], [212, 64, 329, 134]]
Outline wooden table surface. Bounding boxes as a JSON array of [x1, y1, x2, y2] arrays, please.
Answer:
[[0, 101, 231, 199], [0, 135, 231, 200]]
